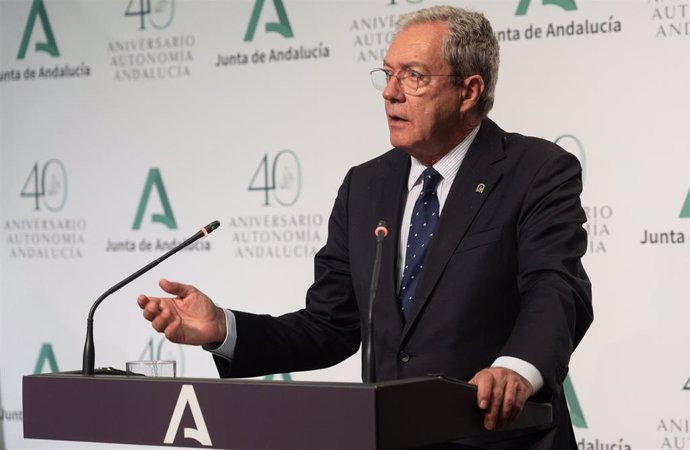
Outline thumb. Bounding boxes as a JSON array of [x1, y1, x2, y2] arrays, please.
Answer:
[[159, 279, 195, 298]]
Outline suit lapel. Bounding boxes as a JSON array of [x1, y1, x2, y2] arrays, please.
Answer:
[[402, 119, 507, 338]]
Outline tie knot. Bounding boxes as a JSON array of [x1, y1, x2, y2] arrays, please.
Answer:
[[421, 167, 442, 192]]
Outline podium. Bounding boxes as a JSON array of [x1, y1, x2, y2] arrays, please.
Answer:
[[23, 373, 552, 449]]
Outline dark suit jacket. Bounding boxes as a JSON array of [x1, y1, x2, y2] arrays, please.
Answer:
[[215, 118, 593, 449]]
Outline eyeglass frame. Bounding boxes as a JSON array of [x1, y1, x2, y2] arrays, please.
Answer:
[[370, 67, 462, 95]]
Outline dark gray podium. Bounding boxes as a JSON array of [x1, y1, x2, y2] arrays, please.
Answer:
[[23, 373, 552, 449]]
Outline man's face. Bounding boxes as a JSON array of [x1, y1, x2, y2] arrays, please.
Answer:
[[383, 22, 466, 161]]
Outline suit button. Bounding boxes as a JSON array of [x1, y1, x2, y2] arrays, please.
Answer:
[[399, 351, 410, 363]]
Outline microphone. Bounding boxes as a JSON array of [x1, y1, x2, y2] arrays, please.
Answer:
[[82, 220, 220, 375], [363, 220, 388, 384]]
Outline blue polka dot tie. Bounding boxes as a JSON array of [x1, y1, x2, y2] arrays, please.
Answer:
[[400, 167, 442, 320]]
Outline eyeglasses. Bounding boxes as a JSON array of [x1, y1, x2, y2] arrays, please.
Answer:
[[370, 68, 458, 95]]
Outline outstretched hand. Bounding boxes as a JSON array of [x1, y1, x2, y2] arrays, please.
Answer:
[[137, 279, 226, 346], [469, 367, 533, 430]]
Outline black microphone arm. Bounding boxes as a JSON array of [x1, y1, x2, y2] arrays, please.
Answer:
[[363, 220, 388, 384], [82, 220, 220, 375]]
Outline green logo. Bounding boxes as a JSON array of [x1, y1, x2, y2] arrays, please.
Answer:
[[125, 0, 175, 31], [33, 343, 59, 374], [20, 160, 68, 212], [248, 150, 302, 206], [133, 168, 177, 230], [17, 0, 59, 60], [263, 373, 292, 381], [244, 0, 294, 42], [680, 188, 690, 218], [516, 0, 577, 16], [564, 375, 587, 428]]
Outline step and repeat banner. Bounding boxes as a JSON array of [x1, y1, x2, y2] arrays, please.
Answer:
[[1, 0, 689, 449]]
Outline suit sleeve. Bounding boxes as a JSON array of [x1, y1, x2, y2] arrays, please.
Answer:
[[500, 150, 593, 398], [214, 169, 362, 378]]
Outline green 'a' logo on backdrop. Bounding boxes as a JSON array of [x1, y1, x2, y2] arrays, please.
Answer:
[[34, 343, 59, 374], [244, 0, 294, 42], [516, 0, 577, 16], [564, 375, 587, 428], [17, 0, 60, 60], [133, 168, 177, 230], [680, 188, 690, 218]]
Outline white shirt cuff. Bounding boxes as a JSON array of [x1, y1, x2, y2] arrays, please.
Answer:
[[202, 309, 237, 361], [492, 356, 544, 394]]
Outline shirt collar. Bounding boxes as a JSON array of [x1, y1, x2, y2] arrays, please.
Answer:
[[407, 124, 481, 190]]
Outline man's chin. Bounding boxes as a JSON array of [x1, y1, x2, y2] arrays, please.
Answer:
[[389, 138, 435, 163], [389, 134, 414, 151]]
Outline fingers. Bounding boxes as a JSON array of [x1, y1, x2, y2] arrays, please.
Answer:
[[485, 373, 503, 430], [151, 303, 174, 332], [139, 295, 162, 322], [469, 368, 532, 430], [136, 294, 149, 309], [469, 371, 492, 411], [501, 378, 518, 425], [502, 377, 527, 425], [137, 294, 183, 343], [138, 280, 216, 345], [139, 279, 193, 320], [162, 310, 183, 343], [159, 278, 195, 298]]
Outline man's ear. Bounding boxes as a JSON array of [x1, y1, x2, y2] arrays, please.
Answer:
[[459, 74, 485, 114]]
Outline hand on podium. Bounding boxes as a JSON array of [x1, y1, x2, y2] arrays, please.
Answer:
[[137, 279, 227, 346], [469, 367, 534, 431]]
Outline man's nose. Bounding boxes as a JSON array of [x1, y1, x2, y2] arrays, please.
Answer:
[[382, 76, 404, 102]]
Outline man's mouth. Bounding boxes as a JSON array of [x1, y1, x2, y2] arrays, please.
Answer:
[[387, 113, 408, 123]]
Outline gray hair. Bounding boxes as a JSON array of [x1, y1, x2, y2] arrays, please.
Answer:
[[395, 6, 500, 117]]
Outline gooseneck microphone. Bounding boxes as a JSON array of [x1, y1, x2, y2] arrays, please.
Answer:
[[363, 220, 388, 384], [82, 220, 220, 375]]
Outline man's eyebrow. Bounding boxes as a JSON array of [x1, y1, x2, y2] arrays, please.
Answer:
[[383, 60, 431, 72]]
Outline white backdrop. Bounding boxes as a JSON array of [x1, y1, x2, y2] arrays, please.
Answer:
[[1, 0, 689, 449]]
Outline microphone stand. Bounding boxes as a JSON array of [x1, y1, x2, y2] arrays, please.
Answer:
[[363, 220, 387, 384], [82, 221, 220, 375]]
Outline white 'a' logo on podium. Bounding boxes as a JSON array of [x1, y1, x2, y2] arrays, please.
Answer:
[[164, 385, 213, 446]]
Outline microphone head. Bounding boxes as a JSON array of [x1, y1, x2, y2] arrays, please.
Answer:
[[204, 221, 221, 234], [374, 220, 388, 238]]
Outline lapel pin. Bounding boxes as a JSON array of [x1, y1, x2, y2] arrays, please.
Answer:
[[475, 183, 485, 193]]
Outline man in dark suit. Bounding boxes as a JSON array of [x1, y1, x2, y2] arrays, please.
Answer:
[[138, 6, 592, 449]]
